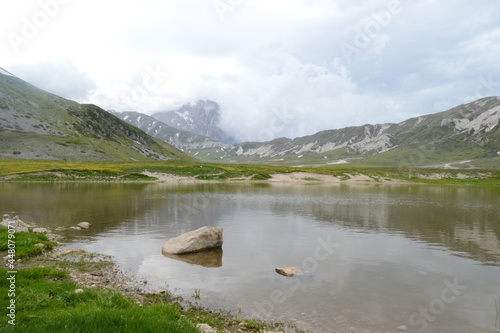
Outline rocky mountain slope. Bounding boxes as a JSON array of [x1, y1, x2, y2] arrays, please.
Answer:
[[0, 70, 190, 161], [112, 111, 228, 154], [152, 100, 233, 143], [226, 97, 500, 166], [116, 97, 500, 168]]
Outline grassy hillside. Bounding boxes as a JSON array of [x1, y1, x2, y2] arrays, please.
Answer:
[[0, 73, 192, 162]]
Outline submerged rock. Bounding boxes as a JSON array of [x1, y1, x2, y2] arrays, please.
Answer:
[[61, 249, 88, 255], [275, 267, 307, 277], [32, 227, 50, 233], [161, 226, 223, 255], [78, 222, 91, 229]]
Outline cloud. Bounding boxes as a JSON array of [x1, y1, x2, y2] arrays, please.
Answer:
[[199, 51, 361, 141], [11, 59, 97, 101], [2, 0, 500, 142]]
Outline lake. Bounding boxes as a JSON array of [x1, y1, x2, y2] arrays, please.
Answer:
[[1, 182, 499, 332]]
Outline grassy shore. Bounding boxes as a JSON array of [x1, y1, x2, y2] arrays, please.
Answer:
[[0, 226, 287, 333], [0, 159, 499, 185]]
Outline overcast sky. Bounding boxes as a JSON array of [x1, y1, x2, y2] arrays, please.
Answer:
[[2, 0, 500, 142]]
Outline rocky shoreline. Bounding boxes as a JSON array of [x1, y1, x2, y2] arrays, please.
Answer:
[[1, 214, 290, 333], [1, 214, 144, 301]]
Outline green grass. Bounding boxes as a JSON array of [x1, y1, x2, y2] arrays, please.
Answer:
[[0, 98, 8, 109], [0, 229, 57, 258], [302, 177, 320, 181], [183, 306, 282, 333], [0, 228, 196, 332], [241, 319, 267, 330], [57, 256, 113, 273], [0, 228, 199, 332], [0, 267, 199, 333]]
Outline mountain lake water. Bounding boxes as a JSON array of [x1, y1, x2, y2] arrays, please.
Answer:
[[1, 182, 499, 333]]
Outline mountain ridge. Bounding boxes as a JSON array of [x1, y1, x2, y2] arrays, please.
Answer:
[[114, 97, 500, 168], [0, 72, 191, 162], [152, 100, 234, 144]]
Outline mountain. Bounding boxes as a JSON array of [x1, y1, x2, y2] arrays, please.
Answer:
[[112, 111, 230, 156], [118, 97, 500, 168], [152, 100, 234, 143], [224, 97, 500, 167], [0, 70, 190, 161]]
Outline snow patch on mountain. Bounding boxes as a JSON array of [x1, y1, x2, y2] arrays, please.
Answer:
[[175, 110, 193, 124]]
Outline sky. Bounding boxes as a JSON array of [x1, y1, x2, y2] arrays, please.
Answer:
[[2, 0, 500, 142]]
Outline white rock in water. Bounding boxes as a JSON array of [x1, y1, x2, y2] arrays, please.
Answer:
[[275, 267, 307, 277], [162, 226, 223, 255], [78, 222, 91, 229], [32, 228, 49, 233]]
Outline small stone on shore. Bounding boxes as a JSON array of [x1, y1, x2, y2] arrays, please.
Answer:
[[196, 323, 217, 333], [61, 249, 87, 255], [46, 233, 63, 241]]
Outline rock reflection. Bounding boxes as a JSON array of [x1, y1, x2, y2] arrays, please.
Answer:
[[162, 248, 223, 267]]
